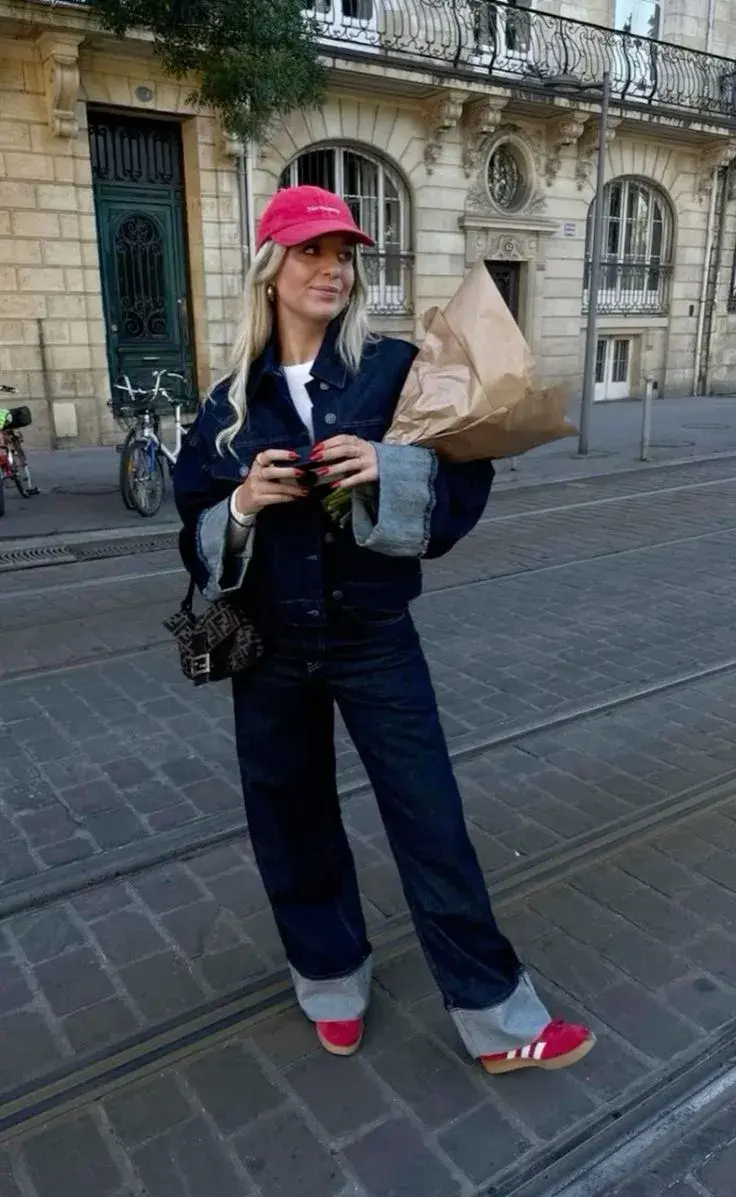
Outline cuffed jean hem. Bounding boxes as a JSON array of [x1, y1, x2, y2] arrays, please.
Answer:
[[450, 972, 550, 1058], [290, 955, 373, 1022]]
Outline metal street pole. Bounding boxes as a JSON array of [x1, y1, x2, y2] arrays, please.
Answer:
[[578, 70, 611, 455]]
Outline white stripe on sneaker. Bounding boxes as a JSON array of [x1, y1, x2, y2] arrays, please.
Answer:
[[533, 1041, 546, 1060], [521, 1044, 532, 1059]]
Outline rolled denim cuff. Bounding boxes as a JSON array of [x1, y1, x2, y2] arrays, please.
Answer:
[[196, 498, 253, 600], [290, 955, 372, 1022], [351, 443, 438, 557], [450, 972, 550, 1058]]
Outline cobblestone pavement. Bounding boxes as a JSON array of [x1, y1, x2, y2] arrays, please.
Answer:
[[2, 456, 736, 1195], [2, 450, 735, 557], [4, 393, 736, 538], [3, 663, 736, 1076], [3, 463, 736, 873], [1, 789, 735, 1196], [608, 1097, 736, 1197]]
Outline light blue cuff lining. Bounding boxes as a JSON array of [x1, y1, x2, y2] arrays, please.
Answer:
[[196, 498, 252, 600], [290, 955, 373, 1022], [351, 442, 437, 557], [450, 972, 550, 1057]]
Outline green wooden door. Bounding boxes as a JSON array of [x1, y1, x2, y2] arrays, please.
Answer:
[[89, 112, 195, 407]]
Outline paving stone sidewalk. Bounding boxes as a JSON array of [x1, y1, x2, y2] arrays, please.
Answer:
[[2, 451, 736, 1194], [5, 465, 736, 675], [495, 392, 736, 486], [1, 451, 735, 560], [610, 1101, 736, 1197], [3, 502, 736, 876], [4, 394, 736, 540], [3, 665, 736, 1091], [608, 1096, 736, 1197], [0, 459, 724, 686], [2, 787, 735, 1197]]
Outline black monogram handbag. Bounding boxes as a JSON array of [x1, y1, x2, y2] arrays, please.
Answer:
[[163, 577, 264, 686]]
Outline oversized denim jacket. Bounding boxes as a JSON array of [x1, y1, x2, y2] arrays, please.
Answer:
[[172, 320, 494, 628]]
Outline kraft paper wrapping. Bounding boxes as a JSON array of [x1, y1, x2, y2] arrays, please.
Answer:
[[385, 259, 577, 462]]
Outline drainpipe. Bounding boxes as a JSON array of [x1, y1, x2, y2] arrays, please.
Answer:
[[236, 153, 247, 285], [235, 137, 257, 286], [706, 0, 717, 53], [245, 140, 256, 263], [236, 153, 249, 287], [692, 165, 719, 396], [702, 163, 732, 394], [36, 318, 58, 450]]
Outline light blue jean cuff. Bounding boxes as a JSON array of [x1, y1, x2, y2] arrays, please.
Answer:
[[290, 956, 373, 1022], [450, 972, 550, 1058], [196, 498, 252, 600], [351, 443, 437, 557]]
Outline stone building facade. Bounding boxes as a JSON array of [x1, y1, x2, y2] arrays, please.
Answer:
[[1, 0, 736, 446]]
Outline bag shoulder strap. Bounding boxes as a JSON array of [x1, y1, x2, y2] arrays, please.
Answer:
[[181, 575, 197, 613]]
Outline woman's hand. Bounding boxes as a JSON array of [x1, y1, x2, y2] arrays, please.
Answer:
[[233, 449, 308, 516], [310, 435, 378, 490]]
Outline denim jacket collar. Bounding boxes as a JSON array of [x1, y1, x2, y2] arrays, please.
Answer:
[[249, 318, 349, 397]]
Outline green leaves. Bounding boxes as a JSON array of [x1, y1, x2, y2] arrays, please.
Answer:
[[88, 0, 326, 140]]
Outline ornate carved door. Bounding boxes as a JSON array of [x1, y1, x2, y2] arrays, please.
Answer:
[[89, 111, 195, 404]]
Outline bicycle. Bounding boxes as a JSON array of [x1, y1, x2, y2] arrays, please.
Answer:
[[112, 370, 189, 517], [0, 383, 40, 519]]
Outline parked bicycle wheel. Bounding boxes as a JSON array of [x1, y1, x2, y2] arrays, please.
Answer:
[[120, 437, 164, 517], [118, 427, 137, 510], [11, 448, 38, 498]]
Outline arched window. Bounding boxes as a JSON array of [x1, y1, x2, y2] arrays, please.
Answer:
[[584, 178, 673, 314], [279, 146, 412, 316]]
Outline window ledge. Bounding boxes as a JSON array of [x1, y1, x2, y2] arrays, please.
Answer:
[[580, 315, 669, 330]]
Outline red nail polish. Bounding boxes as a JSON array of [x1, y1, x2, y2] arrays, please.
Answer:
[[288, 451, 300, 460], [316, 466, 330, 476]]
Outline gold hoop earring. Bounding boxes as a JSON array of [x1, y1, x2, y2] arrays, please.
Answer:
[[266, 284, 275, 302]]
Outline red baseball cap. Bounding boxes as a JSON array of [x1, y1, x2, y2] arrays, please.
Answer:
[[256, 185, 375, 251]]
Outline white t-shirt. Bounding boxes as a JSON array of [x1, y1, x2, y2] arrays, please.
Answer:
[[227, 357, 316, 558], [282, 359, 315, 442]]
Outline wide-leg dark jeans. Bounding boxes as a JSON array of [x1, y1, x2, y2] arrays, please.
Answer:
[[232, 609, 523, 1012]]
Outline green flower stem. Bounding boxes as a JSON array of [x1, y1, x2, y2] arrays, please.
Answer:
[[321, 486, 351, 527]]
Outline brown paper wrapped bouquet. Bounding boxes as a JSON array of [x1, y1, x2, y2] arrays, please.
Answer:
[[385, 258, 576, 460], [323, 259, 576, 523]]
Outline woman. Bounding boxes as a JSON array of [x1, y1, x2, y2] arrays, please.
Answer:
[[174, 184, 595, 1072]]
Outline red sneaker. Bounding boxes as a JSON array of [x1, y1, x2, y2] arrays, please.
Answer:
[[316, 1018, 364, 1056], [481, 1019, 595, 1075]]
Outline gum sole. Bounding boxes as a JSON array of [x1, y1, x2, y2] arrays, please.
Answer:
[[480, 1033, 596, 1075], [316, 1027, 364, 1057]]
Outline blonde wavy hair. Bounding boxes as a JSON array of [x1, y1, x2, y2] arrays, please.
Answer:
[[215, 240, 373, 454]]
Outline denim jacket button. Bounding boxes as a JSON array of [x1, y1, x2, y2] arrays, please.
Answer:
[[331, 590, 344, 602], [324, 412, 337, 425], [319, 381, 329, 391], [324, 532, 334, 545]]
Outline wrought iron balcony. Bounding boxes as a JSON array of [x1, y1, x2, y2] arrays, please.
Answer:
[[305, 0, 736, 124], [363, 250, 414, 316], [583, 260, 673, 315]]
